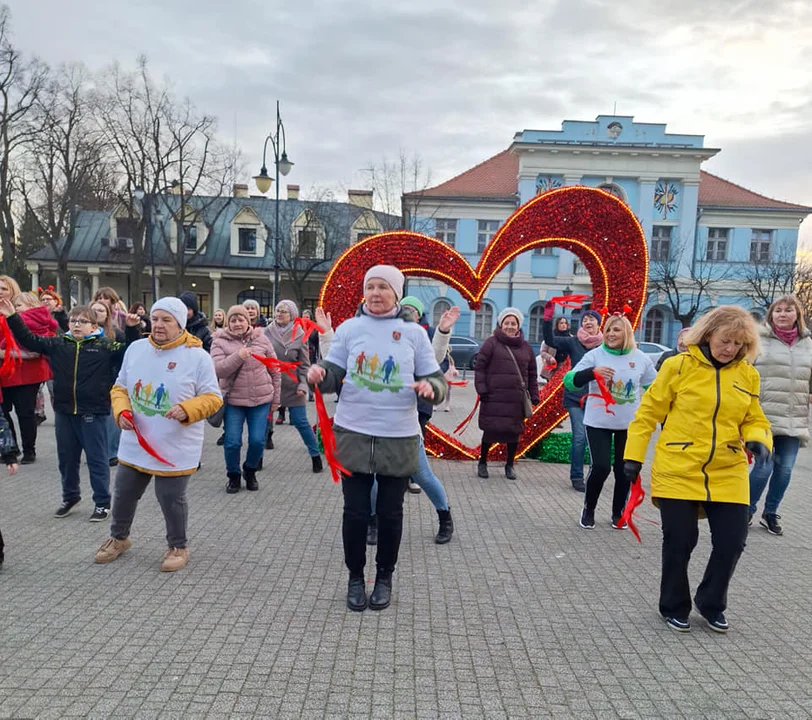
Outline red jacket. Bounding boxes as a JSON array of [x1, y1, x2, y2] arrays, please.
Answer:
[[1, 305, 57, 387]]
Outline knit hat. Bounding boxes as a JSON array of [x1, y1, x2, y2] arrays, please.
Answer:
[[581, 309, 602, 324], [275, 299, 300, 319], [242, 299, 260, 311], [226, 304, 251, 324], [179, 291, 199, 315], [498, 307, 524, 327], [401, 296, 424, 317], [364, 265, 404, 302], [150, 297, 188, 330]]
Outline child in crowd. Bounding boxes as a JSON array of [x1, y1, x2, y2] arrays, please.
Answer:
[[0, 300, 141, 521]]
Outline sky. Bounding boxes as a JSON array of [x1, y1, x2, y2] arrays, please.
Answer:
[[9, 0, 812, 246]]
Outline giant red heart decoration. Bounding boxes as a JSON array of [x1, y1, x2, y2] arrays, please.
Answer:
[[319, 186, 649, 460]]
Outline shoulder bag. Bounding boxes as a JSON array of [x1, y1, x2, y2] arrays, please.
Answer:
[[504, 345, 534, 418]]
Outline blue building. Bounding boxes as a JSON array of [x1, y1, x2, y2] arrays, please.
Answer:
[[402, 115, 812, 348]]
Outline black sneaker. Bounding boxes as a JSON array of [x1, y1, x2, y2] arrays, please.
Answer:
[[20, 453, 36, 465], [54, 499, 81, 518], [702, 611, 729, 633], [579, 507, 595, 529], [477, 462, 489, 479], [611, 514, 628, 530], [662, 615, 691, 633], [748, 513, 753, 527], [760, 513, 783, 536], [216, 434, 225, 447], [89, 506, 110, 522], [571, 479, 586, 492]]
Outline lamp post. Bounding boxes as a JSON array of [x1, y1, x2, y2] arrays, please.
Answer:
[[254, 100, 294, 309], [133, 186, 158, 303]]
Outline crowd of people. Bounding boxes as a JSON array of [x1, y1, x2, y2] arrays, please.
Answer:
[[0, 270, 809, 631]]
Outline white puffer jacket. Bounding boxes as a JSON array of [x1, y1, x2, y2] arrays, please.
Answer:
[[754, 325, 812, 446]]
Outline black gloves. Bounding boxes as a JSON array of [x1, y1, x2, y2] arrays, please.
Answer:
[[623, 460, 643, 483], [745, 441, 770, 462]]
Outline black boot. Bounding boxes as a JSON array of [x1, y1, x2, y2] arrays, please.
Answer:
[[216, 433, 225, 447], [225, 471, 241, 494], [347, 574, 367, 612], [312, 455, 323, 473], [477, 461, 489, 479], [264, 429, 274, 450], [366, 515, 378, 546], [369, 570, 393, 611], [505, 465, 517, 480], [435, 507, 454, 544], [242, 463, 259, 491]]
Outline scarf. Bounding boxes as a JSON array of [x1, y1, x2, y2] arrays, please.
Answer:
[[266, 319, 300, 356], [361, 303, 400, 319], [577, 326, 603, 350], [773, 326, 799, 346]]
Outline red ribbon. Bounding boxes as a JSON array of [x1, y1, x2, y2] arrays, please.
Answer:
[[252, 354, 300, 382], [120, 410, 176, 467], [0, 316, 22, 380], [619, 476, 646, 543], [580, 373, 616, 415], [453, 396, 480, 435], [550, 293, 590, 309], [292, 317, 323, 341], [544, 359, 557, 370], [313, 387, 350, 483], [447, 380, 468, 387]]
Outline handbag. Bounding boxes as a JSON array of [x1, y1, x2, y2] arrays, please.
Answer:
[[504, 345, 534, 419], [207, 355, 248, 428]]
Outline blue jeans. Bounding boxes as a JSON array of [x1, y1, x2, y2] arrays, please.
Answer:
[[288, 405, 320, 457], [749, 435, 801, 515], [567, 404, 587, 481], [224, 403, 271, 474], [55, 411, 110, 507]]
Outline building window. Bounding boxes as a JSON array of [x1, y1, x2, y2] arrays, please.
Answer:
[[706, 228, 728, 262], [183, 225, 198, 252], [573, 260, 588, 276], [533, 246, 554, 256], [297, 229, 319, 258], [643, 308, 664, 344], [597, 183, 626, 203], [750, 229, 772, 263], [116, 217, 139, 241], [238, 227, 257, 254], [473, 304, 494, 339], [477, 220, 499, 253], [355, 232, 375, 244], [651, 226, 672, 261], [528, 305, 544, 344], [435, 219, 457, 247], [432, 299, 451, 327]]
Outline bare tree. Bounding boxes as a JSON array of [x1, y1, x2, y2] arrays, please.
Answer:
[[737, 244, 800, 313], [648, 238, 733, 327], [0, 5, 47, 278], [19, 65, 114, 294], [794, 260, 812, 326]]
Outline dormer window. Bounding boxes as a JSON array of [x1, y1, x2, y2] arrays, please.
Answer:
[[238, 228, 257, 254], [183, 225, 198, 252], [230, 206, 267, 258]]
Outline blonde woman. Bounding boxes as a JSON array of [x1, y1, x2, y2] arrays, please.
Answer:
[[210, 308, 226, 332], [565, 315, 656, 529], [624, 306, 772, 633]]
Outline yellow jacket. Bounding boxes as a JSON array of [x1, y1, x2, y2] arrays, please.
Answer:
[[625, 345, 772, 505]]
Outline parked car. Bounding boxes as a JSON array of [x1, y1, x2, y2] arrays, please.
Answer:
[[448, 335, 483, 370], [638, 341, 671, 364]]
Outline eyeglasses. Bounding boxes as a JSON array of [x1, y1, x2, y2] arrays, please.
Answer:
[[69, 318, 93, 326]]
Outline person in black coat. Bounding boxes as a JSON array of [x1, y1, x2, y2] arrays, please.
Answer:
[[0, 409, 19, 566], [474, 307, 539, 481], [180, 292, 213, 353]]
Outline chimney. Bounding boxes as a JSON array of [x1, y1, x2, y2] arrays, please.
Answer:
[[287, 184, 300, 201], [348, 189, 374, 209], [233, 183, 249, 198]]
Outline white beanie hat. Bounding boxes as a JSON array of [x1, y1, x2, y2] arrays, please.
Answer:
[[151, 297, 188, 330], [498, 307, 524, 327], [364, 265, 404, 302]]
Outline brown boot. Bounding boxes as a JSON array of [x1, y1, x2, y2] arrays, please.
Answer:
[[95, 537, 131, 564], [160, 547, 189, 572]]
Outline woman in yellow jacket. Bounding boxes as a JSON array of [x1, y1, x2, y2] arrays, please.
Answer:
[[624, 306, 772, 634]]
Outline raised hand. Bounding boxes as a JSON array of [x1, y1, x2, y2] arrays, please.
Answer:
[[0, 299, 15, 317], [124, 313, 142, 327], [315, 307, 333, 333], [438, 306, 461, 333]]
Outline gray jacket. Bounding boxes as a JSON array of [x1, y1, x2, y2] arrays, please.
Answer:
[[754, 325, 812, 446]]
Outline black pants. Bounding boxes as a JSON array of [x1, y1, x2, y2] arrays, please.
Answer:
[[342, 473, 408, 575], [584, 426, 628, 516], [479, 441, 518, 466], [658, 498, 748, 619], [2, 383, 41, 456]]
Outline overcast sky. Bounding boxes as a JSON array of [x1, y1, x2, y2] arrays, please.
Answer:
[[10, 0, 812, 245]]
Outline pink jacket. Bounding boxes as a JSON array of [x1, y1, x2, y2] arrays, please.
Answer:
[[211, 327, 281, 407]]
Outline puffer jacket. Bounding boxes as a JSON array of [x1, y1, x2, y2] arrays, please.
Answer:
[[1, 305, 57, 387], [211, 327, 281, 407], [186, 312, 213, 353], [625, 344, 773, 505], [754, 325, 812, 446]]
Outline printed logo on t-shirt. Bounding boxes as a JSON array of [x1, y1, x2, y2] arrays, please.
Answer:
[[131, 379, 172, 416], [349, 351, 404, 392], [608, 376, 638, 405]]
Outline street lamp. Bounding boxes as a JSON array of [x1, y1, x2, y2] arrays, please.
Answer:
[[254, 100, 294, 308], [133, 185, 158, 303]]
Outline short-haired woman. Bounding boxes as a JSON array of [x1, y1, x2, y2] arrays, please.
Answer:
[[749, 295, 812, 535], [624, 306, 772, 633], [565, 314, 656, 529]]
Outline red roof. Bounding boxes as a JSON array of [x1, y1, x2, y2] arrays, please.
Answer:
[[406, 149, 519, 199], [408, 149, 810, 213], [698, 171, 811, 211]]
